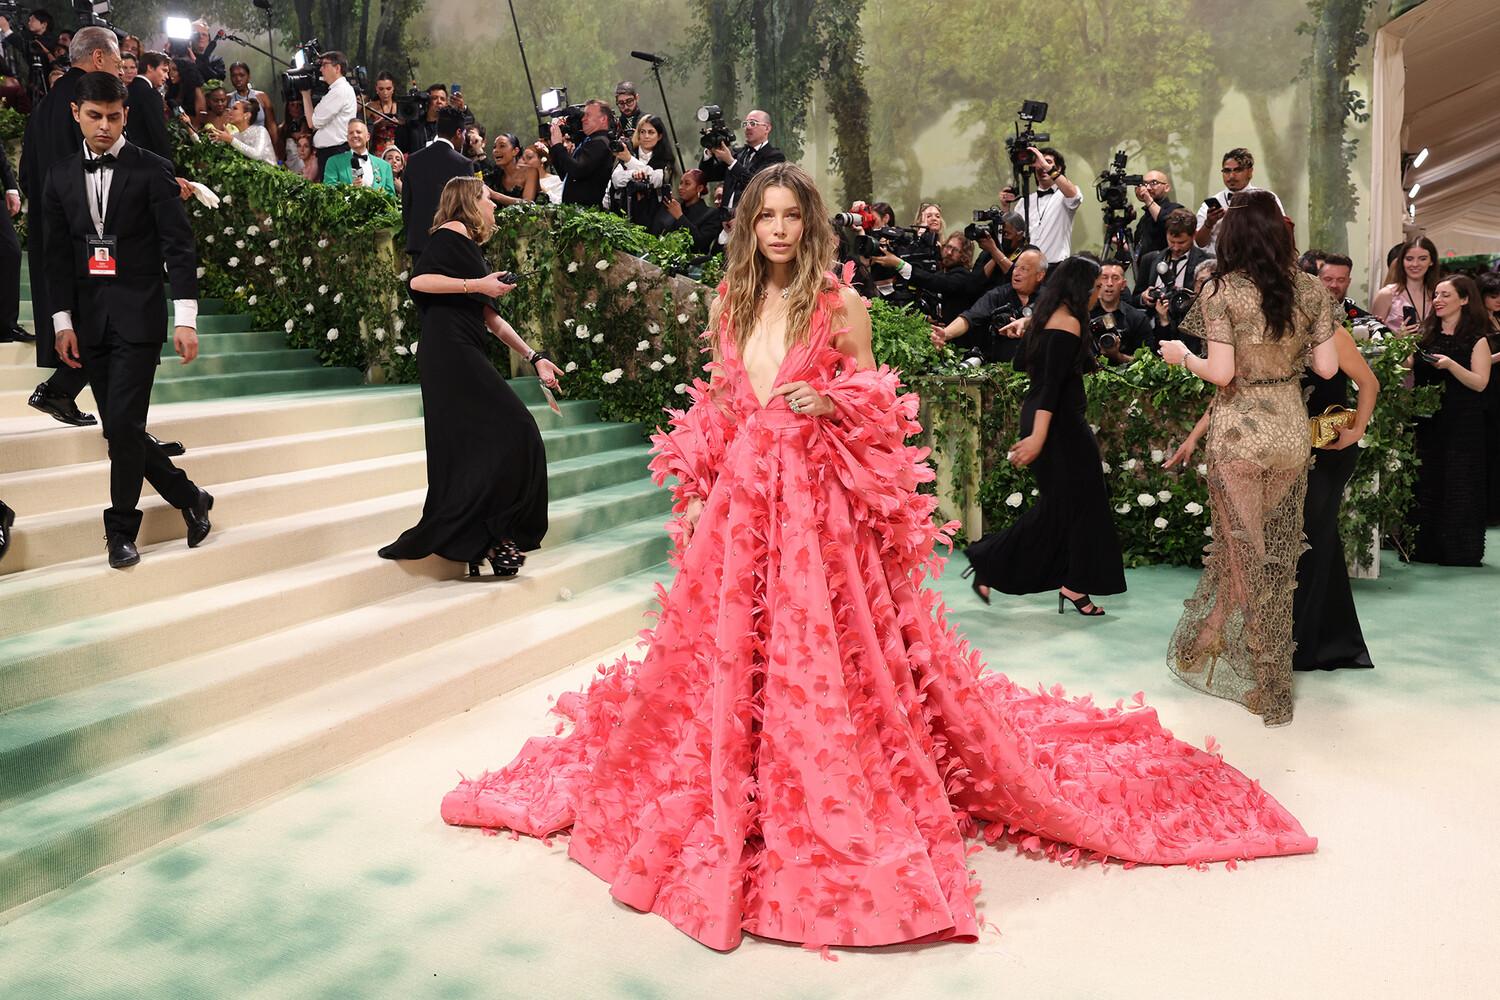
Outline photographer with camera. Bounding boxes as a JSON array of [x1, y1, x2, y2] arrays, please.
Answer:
[[548, 99, 617, 207], [1133, 170, 1182, 264], [1090, 259, 1152, 364], [299, 51, 356, 181], [190, 21, 226, 84], [874, 230, 988, 325], [395, 84, 448, 154], [1018, 147, 1081, 266], [614, 82, 643, 143], [930, 247, 1048, 364], [606, 113, 675, 226], [699, 108, 784, 213], [1195, 148, 1283, 254], [660, 168, 720, 252], [1135, 207, 1210, 327]]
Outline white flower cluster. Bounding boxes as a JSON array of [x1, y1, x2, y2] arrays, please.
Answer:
[[1005, 492, 1023, 508], [602, 368, 624, 384]]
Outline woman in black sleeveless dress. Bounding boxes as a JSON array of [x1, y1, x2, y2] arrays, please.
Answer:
[[1293, 323, 1378, 670], [963, 255, 1126, 615], [379, 176, 562, 576], [1410, 275, 1492, 566]]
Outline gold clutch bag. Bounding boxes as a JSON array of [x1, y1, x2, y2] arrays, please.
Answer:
[[1309, 405, 1355, 448]]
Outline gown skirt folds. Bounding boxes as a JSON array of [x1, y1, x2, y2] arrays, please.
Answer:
[[962, 327, 1126, 596], [378, 228, 547, 563], [441, 278, 1315, 952], [1412, 350, 1487, 566]]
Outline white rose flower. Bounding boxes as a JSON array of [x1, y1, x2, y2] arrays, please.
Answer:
[[254, 256, 265, 266], [227, 257, 240, 267], [576, 328, 590, 339], [1116, 503, 1131, 514], [1204, 525, 1214, 536], [1089, 423, 1100, 434], [1157, 489, 1172, 502], [317, 284, 328, 295], [1386, 457, 1401, 471], [318, 239, 329, 248], [285, 319, 295, 333], [568, 261, 579, 273], [247, 295, 257, 306], [1137, 493, 1156, 507], [222, 195, 232, 205], [592, 333, 604, 343], [193, 210, 202, 217], [565, 361, 578, 372], [563, 318, 575, 328], [1005, 492, 1023, 508], [205, 235, 214, 243], [1101, 461, 1111, 473], [394, 318, 404, 333], [1357, 437, 1369, 448], [305, 303, 315, 314], [235, 285, 246, 294], [246, 226, 259, 236], [649, 323, 661, 335], [1030, 488, 1039, 496], [1123, 458, 1138, 472], [1154, 517, 1169, 529], [269, 239, 280, 248], [602, 368, 624, 384], [649, 361, 664, 371], [626, 281, 638, 293], [1150, 449, 1164, 464], [397, 271, 408, 281], [674, 383, 687, 394], [395, 345, 409, 356], [410, 342, 418, 354], [276, 276, 286, 285], [637, 340, 650, 351], [1196, 463, 1208, 476], [595, 259, 609, 270], [662, 354, 676, 364], [688, 291, 700, 304], [584, 302, 597, 311], [326, 329, 338, 341], [333, 293, 343, 304], [374, 329, 385, 341], [302, 256, 312, 266], [235, 240, 245, 249], [196, 267, 206, 278], [677, 313, 689, 324], [1185, 501, 1204, 515], [223, 226, 234, 235]]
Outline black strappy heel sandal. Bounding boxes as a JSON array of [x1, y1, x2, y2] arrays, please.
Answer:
[[486, 540, 525, 578], [1059, 591, 1105, 616], [960, 565, 990, 605]]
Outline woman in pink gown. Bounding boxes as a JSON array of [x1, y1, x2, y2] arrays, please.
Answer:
[[441, 164, 1316, 952]]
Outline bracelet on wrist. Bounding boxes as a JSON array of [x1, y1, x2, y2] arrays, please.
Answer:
[[462, 278, 469, 294]]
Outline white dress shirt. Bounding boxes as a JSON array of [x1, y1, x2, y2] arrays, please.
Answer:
[[1194, 185, 1284, 255], [309, 76, 357, 150], [53, 137, 198, 333], [1020, 185, 1082, 265]]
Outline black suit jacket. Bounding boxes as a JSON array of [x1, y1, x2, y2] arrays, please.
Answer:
[[18, 67, 83, 201], [401, 139, 475, 254], [1133, 246, 1212, 307], [125, 78, 175, 164], [699, 142, 785, 212], [1132, 197, 1183, 261], [43, 143, 198, 347], [0, 142, 16, 192], [550, 132, 613, 208], [659, 197, 719, 254]]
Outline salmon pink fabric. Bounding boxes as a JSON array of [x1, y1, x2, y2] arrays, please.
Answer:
[[441, 277, 1315, 951]]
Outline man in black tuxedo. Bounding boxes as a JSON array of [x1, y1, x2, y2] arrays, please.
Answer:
[[0, 141, 30, 344], [401, 107, 474, 263], [1091, 259, 1153, 364], [699, 109, 785, 214], [125, 50, 174, 163], [44, 72, 213, 569], [548, 99, 615, 208]]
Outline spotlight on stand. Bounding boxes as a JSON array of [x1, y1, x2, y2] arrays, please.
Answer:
[[164, 15, 193, 39], [1412, 147, 1429, 169]]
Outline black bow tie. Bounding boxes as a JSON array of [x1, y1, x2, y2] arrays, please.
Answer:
[[1036, 187, 1056, 198], [83, 153, 117, 172]]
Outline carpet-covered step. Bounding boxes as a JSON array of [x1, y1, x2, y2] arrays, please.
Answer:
[[0, 477, 670, 712], [0, 560, 672, 914], [147, 366, 366, 403], [0, 515, 672, 804]]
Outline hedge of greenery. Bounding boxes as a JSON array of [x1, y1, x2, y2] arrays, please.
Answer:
[[171, 134, 1434, 571]]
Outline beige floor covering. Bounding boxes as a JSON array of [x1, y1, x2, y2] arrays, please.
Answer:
[[0, 547, 1495, 1000]]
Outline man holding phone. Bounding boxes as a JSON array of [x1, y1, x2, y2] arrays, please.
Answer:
[[1195, 148, 1283, 254]]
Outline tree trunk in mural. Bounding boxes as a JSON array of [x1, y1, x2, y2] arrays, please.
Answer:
[[703, 0, 745, 120], [1247, 87, 1308, 233], [820, 0, 872, 204], [749, 0, 819, 162], [1307, 0, 1375, 253]]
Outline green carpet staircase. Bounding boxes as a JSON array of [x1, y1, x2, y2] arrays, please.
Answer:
[[0, 277, 676, 914]]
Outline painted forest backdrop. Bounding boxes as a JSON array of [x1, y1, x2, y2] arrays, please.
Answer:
[[128, 0, 1391, 293]]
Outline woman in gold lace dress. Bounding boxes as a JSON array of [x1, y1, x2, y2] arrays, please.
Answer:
[[1157, 191, 1340, 726]]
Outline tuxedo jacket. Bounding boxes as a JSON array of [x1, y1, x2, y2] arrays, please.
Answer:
[[18, 67, 84, 201], [1133, 245, 1213, 307], [43, 142, 199, 347], [550, 133, 614, 208], [0, 141, 16, 193], [125, 77, 175, 164], [699, 142, 785, 212], [324, 150, 396, 195], [402, 140, 475, 254]]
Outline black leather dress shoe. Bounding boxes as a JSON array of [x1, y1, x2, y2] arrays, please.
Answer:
[[0, 502, 14, 562], [28, 383, 98, 427], [183, 489, 214, 547], [106, 533, 140, 569], [0, 323, 35, 343], [148, 432, 186, 457]]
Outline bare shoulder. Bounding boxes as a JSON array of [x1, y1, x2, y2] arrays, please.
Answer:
[[833, 285, 872, 337]]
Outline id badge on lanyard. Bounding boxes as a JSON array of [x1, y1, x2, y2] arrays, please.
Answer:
[[87, 235, 118, 277]]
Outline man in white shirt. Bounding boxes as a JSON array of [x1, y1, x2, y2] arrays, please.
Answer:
[[1194, 147, 1284, 255], [300, 50, 356, 182], [1016, 146, 1081, 266]]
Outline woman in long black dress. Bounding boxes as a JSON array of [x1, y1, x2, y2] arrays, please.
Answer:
[[1410, 275, 1492, 566], [1476, 272, 1500, 525], [379, 176, 562, 577], [963, 255, 1127, 615]]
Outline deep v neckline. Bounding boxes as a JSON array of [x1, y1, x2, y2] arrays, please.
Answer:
[[744, 340, 798, 410]]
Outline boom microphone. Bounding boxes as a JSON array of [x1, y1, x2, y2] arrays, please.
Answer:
[[631, 50, 666, 64]]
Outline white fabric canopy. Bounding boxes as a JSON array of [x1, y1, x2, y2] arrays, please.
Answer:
[[1369, 0, 1500, 292]]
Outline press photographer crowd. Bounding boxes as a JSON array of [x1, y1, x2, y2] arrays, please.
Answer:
[[0, 12, 1497, 583]]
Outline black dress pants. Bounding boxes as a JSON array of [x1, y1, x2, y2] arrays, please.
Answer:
[[0, 204, 20, 331], [80, 323, 199, 539]]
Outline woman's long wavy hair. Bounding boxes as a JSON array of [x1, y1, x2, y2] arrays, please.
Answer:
[[712, 163, 838, 357], [1418, 275, 1491, 355], [1207, 189, 1296, 341], [1383, 235, 1441, 291], [430, 176, 494, 243], [1021, 254, 1101, 374]]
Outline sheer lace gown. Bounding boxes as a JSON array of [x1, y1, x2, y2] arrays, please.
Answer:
[[1167, 271, 1336, 726], [441, 277, 1316, 951]]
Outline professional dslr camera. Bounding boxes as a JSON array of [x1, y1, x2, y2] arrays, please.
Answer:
[[396, 86, 430, 122], [868, 225, 939, 267], [1096, 149, 1144, 259], [1143, 283, 1197, 324], [965, 208, 1004, 244], [697, 105, 734, 151], [1003, 99, 1050, 168], [1089, 313, 1122, 354], [537, 87, 584, 143], [280, 39, 325, 103]]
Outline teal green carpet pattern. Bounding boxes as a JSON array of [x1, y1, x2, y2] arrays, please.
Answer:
[[1, 537, 1496, 1000]]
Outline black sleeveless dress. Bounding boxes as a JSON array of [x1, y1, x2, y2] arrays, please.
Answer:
[[964, 327, 1126, 596], [378, 228, 548, 565], [1292, 369, 1373, 670], [1412, 345, 1487, 566]]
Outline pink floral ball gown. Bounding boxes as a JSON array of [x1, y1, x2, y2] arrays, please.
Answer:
[[441, 276, 1315, 951]]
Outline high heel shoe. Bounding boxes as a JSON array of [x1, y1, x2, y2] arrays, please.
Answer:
[[961, 564, 990, 605], [1059, 591, 1105, 616]]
